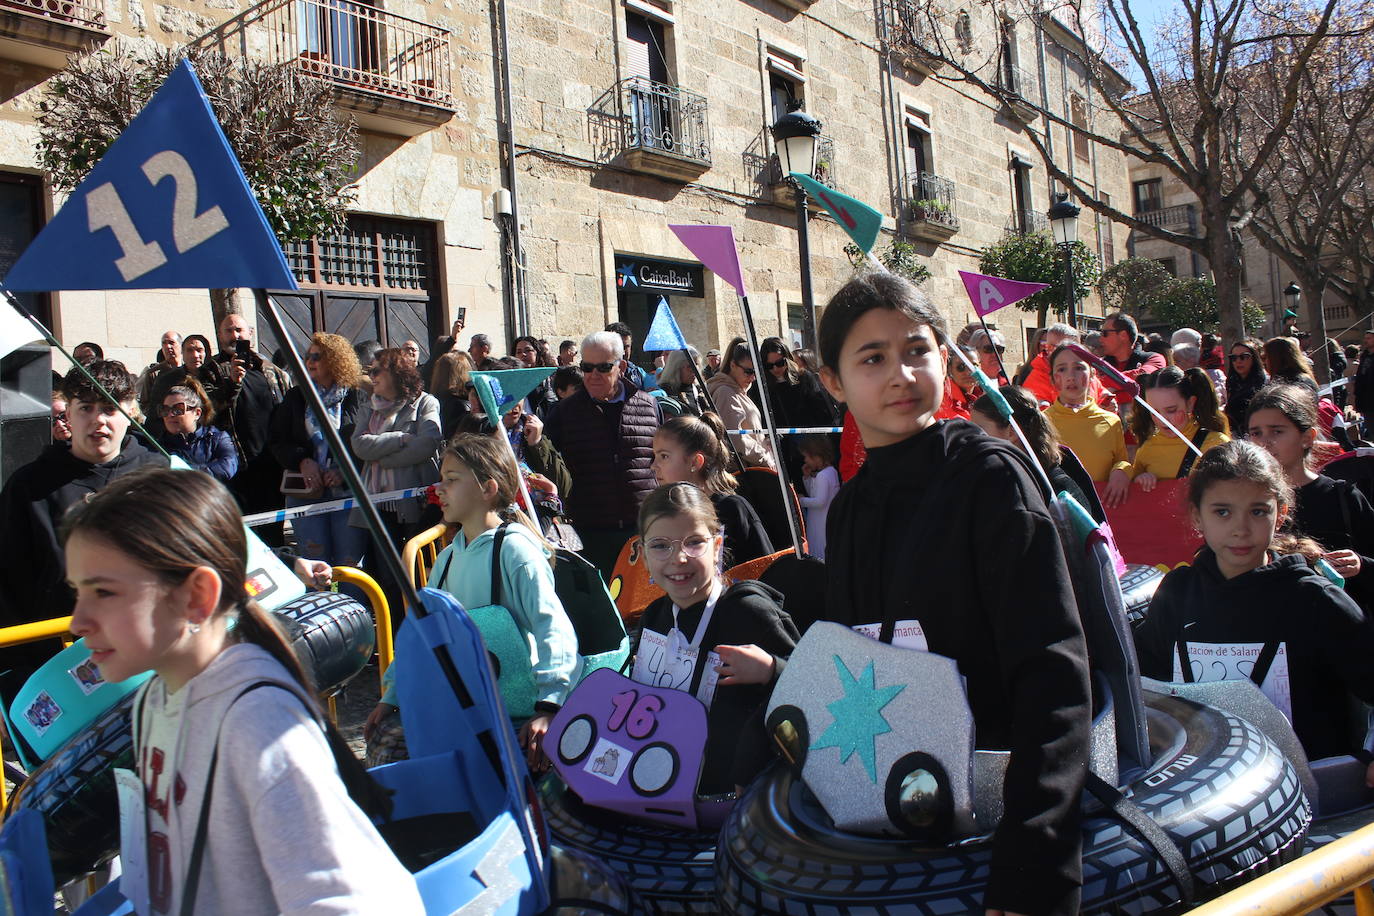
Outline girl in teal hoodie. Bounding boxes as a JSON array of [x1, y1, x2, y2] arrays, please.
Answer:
[[369, 433, 580, 769]]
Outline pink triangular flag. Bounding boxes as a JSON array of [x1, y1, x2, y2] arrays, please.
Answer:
[[958, 270, 1049, 317], [669, 224, 746, 298]]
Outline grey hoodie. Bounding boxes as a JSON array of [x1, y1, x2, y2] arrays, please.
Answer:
[[131, 643, 422, 915]]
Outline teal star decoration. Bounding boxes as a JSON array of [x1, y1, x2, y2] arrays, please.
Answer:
[[810, 655, 905, 782]]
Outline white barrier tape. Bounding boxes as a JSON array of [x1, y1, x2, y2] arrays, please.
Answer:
[[243, 485, 430, 527], [1320, 377, 1348, 396], [728, 426, 843, 435]]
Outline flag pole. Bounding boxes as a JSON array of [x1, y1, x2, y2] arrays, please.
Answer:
[[737, 292, 805, 556], [684, 352, 746, 471], [1, 288, 172, 461], [976, 314, 1011, 386]]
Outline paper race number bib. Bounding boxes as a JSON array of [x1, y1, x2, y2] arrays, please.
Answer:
[[1173, 641, 1293, 723], [852, 619, 930, 652], [631, 628, 721, 708]]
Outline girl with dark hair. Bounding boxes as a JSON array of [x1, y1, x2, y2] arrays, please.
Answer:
[[650, 413, 774, 563], [63, 468, 422, 915], [755, 336, 842, 483], [1225, 337, 1268, 434], [368, 434, 578, 769], [352, 347, 442, 543], [1262, 336, 1319, 390], [970, 385, 1095, 520], [816, 271, 1090, 916], [936, 343, 980, 421], [1129, 366, 1230, 492], [1246, 383, 1374, 609], [512, 335, 559, 418], [1134, 440, 1374, 768], [633, 482, 797, 794], [1045, 345, 1131, 507]]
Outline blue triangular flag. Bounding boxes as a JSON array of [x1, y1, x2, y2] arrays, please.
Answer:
[[643, 298, 689, 351], [5, 61, 297, 292], [471, 368, 555, 418]]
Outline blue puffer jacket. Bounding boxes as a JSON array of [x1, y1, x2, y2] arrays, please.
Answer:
[[158, 425, 240, 482]]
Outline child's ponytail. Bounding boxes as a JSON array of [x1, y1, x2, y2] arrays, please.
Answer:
[[661, 414, 738, 493], [1183, 366, 1227, 433], [446, 433, 558, 565], [1134, 366, 1227, 441]]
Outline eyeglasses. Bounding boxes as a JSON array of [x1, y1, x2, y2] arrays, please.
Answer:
[[739, 365, 757, 376], [52, 413, 68, 424], [1229, 353, 1253, 361], [644, 535, 714, 559], [1102, 326, 1128, 335], [580, 361, 616, 374], [158, 402, 197, 417], [765, 359, 787, 370], [305, 352, 323, 362], [515, 347, 537, 356], [980, 345, 1006, 355]]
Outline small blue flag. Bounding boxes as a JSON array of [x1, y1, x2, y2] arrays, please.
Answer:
[[643, 298, 689, 351], [5, 60, 297, 292], [471, 368, 556, 419]]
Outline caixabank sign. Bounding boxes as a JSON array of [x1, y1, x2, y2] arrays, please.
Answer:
[[614, 255, 704, 298]]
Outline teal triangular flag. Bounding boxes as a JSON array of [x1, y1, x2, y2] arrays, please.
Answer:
[[471, 368, 555, 419], [789, 173, 883, 255], [643, 298, 688, 351]]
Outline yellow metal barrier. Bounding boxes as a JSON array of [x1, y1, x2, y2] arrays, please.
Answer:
[[332, 567, 392, 684], [401, 522, 453, 591], [0, 616, 74, 648], [1186, 822, 1374, 915]]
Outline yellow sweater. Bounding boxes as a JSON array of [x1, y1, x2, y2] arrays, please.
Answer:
[[1131, 421, 1230, 480], [1044, 399, 1131, 481]]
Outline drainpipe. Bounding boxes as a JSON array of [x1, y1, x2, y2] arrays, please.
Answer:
[[1034, 12, 1054, 185], [495, 0, 527, 344]]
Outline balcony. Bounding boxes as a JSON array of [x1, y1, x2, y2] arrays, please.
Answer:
[[206, 0, 453, 136], [0, 0, 107, 69], [906, 171, 959, 241], [996, 63, 1039, 124], [883, 0, 943, 76], [1007, 209, 1048, 235], [589, 76, 711, 182], [1135, 204, 1196, 232], [768, 135, 836, 207]]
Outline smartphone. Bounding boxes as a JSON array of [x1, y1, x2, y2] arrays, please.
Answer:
[[234, 339, 251, 360], [456, 307, 467, 324]]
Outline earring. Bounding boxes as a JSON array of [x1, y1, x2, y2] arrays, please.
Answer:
[[188, 623, 201, 635], [648, 576, 655, 585]]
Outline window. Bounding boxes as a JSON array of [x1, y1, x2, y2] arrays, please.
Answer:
[[625, 11, 670, 84], [998, 18, 1018, 91], [786, 303, 806, 350], [1011, 154, 1033, 228], [770, 73, 800, 126], [1070, 94, 1090, 162], [1155, 257, 1177, 277], [1133, 178, 1163, 214], [1099, 191, 1115, 267], [904, 112, 932, 183]]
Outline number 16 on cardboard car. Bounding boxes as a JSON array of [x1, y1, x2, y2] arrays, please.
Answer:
[[544, 668, 719, 830]]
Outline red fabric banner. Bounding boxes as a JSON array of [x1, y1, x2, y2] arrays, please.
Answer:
[[1094, 478, 1201, 572]]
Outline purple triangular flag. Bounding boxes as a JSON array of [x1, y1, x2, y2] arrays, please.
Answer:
[[958, 270, 1049, 317], [669, 224, 746, 298]]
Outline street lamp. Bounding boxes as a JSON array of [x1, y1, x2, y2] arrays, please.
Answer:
[[772, 100, 823, 350], [1283, 281, 1301, 333], [1047, 192, 1082, 328]]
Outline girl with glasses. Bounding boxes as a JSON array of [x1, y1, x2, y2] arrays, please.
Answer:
[[156, 378, 239, 482], [1224, 338, 1268, 435], [633, 482, 798, 795], [705, 337, 776, 470]]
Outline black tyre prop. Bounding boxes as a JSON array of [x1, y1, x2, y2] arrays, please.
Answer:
[[716, 689, 1311, 915], [6, 591, 376, 886]]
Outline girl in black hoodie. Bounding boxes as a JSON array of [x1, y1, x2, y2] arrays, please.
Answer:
[[815, 272, 1091, 916], [632, 482, 798, 796], [1134, 440, 1374, 769]]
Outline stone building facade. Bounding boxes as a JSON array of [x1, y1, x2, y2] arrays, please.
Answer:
[[502, 0, 1130, 367], [0, 0, 501, 371]]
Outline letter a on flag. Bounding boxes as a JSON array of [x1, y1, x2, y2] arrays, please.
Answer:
[[789, 173, 882, 256], [5, 61, 297, 292], [958, 270, 1048, 317], [643, 297, 689, 352]]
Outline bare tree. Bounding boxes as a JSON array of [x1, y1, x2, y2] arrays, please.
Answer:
[[883, 0, 1357, 347], [1238, 0, 1374, 380]]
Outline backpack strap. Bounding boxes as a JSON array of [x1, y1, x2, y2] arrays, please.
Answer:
[[491, 522, 511, 607], [1175, 427, 1211, 478]]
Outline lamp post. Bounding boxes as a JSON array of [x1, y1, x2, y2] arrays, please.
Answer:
[[1283, 281, 1301, 335], [1048, 192, 1082, 328], [772, 101, 823, 350]]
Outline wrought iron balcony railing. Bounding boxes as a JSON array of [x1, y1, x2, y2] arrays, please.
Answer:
[[254, 0, 452, 106], [882, 0, 943, 73], [997, 62, 1036, 100], [908, 171, 959, 232], [770, 135, 836, 189], [0, 0, 102, 30], [1008, 209, 1048, 234], [602, 75, 711, 166], [1135, 203, 1195, 231]]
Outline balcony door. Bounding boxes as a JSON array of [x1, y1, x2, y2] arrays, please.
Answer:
[[298, 0, 380, 78], [626, 12, 674, 151]]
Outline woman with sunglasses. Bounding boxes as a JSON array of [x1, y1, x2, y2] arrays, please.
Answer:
[[268, 332, 366, 568], [706, 337, 776, 469], [753, 337, 842, 484], [1225, 338, 1268, 437], [156, 377, 239, 482]]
